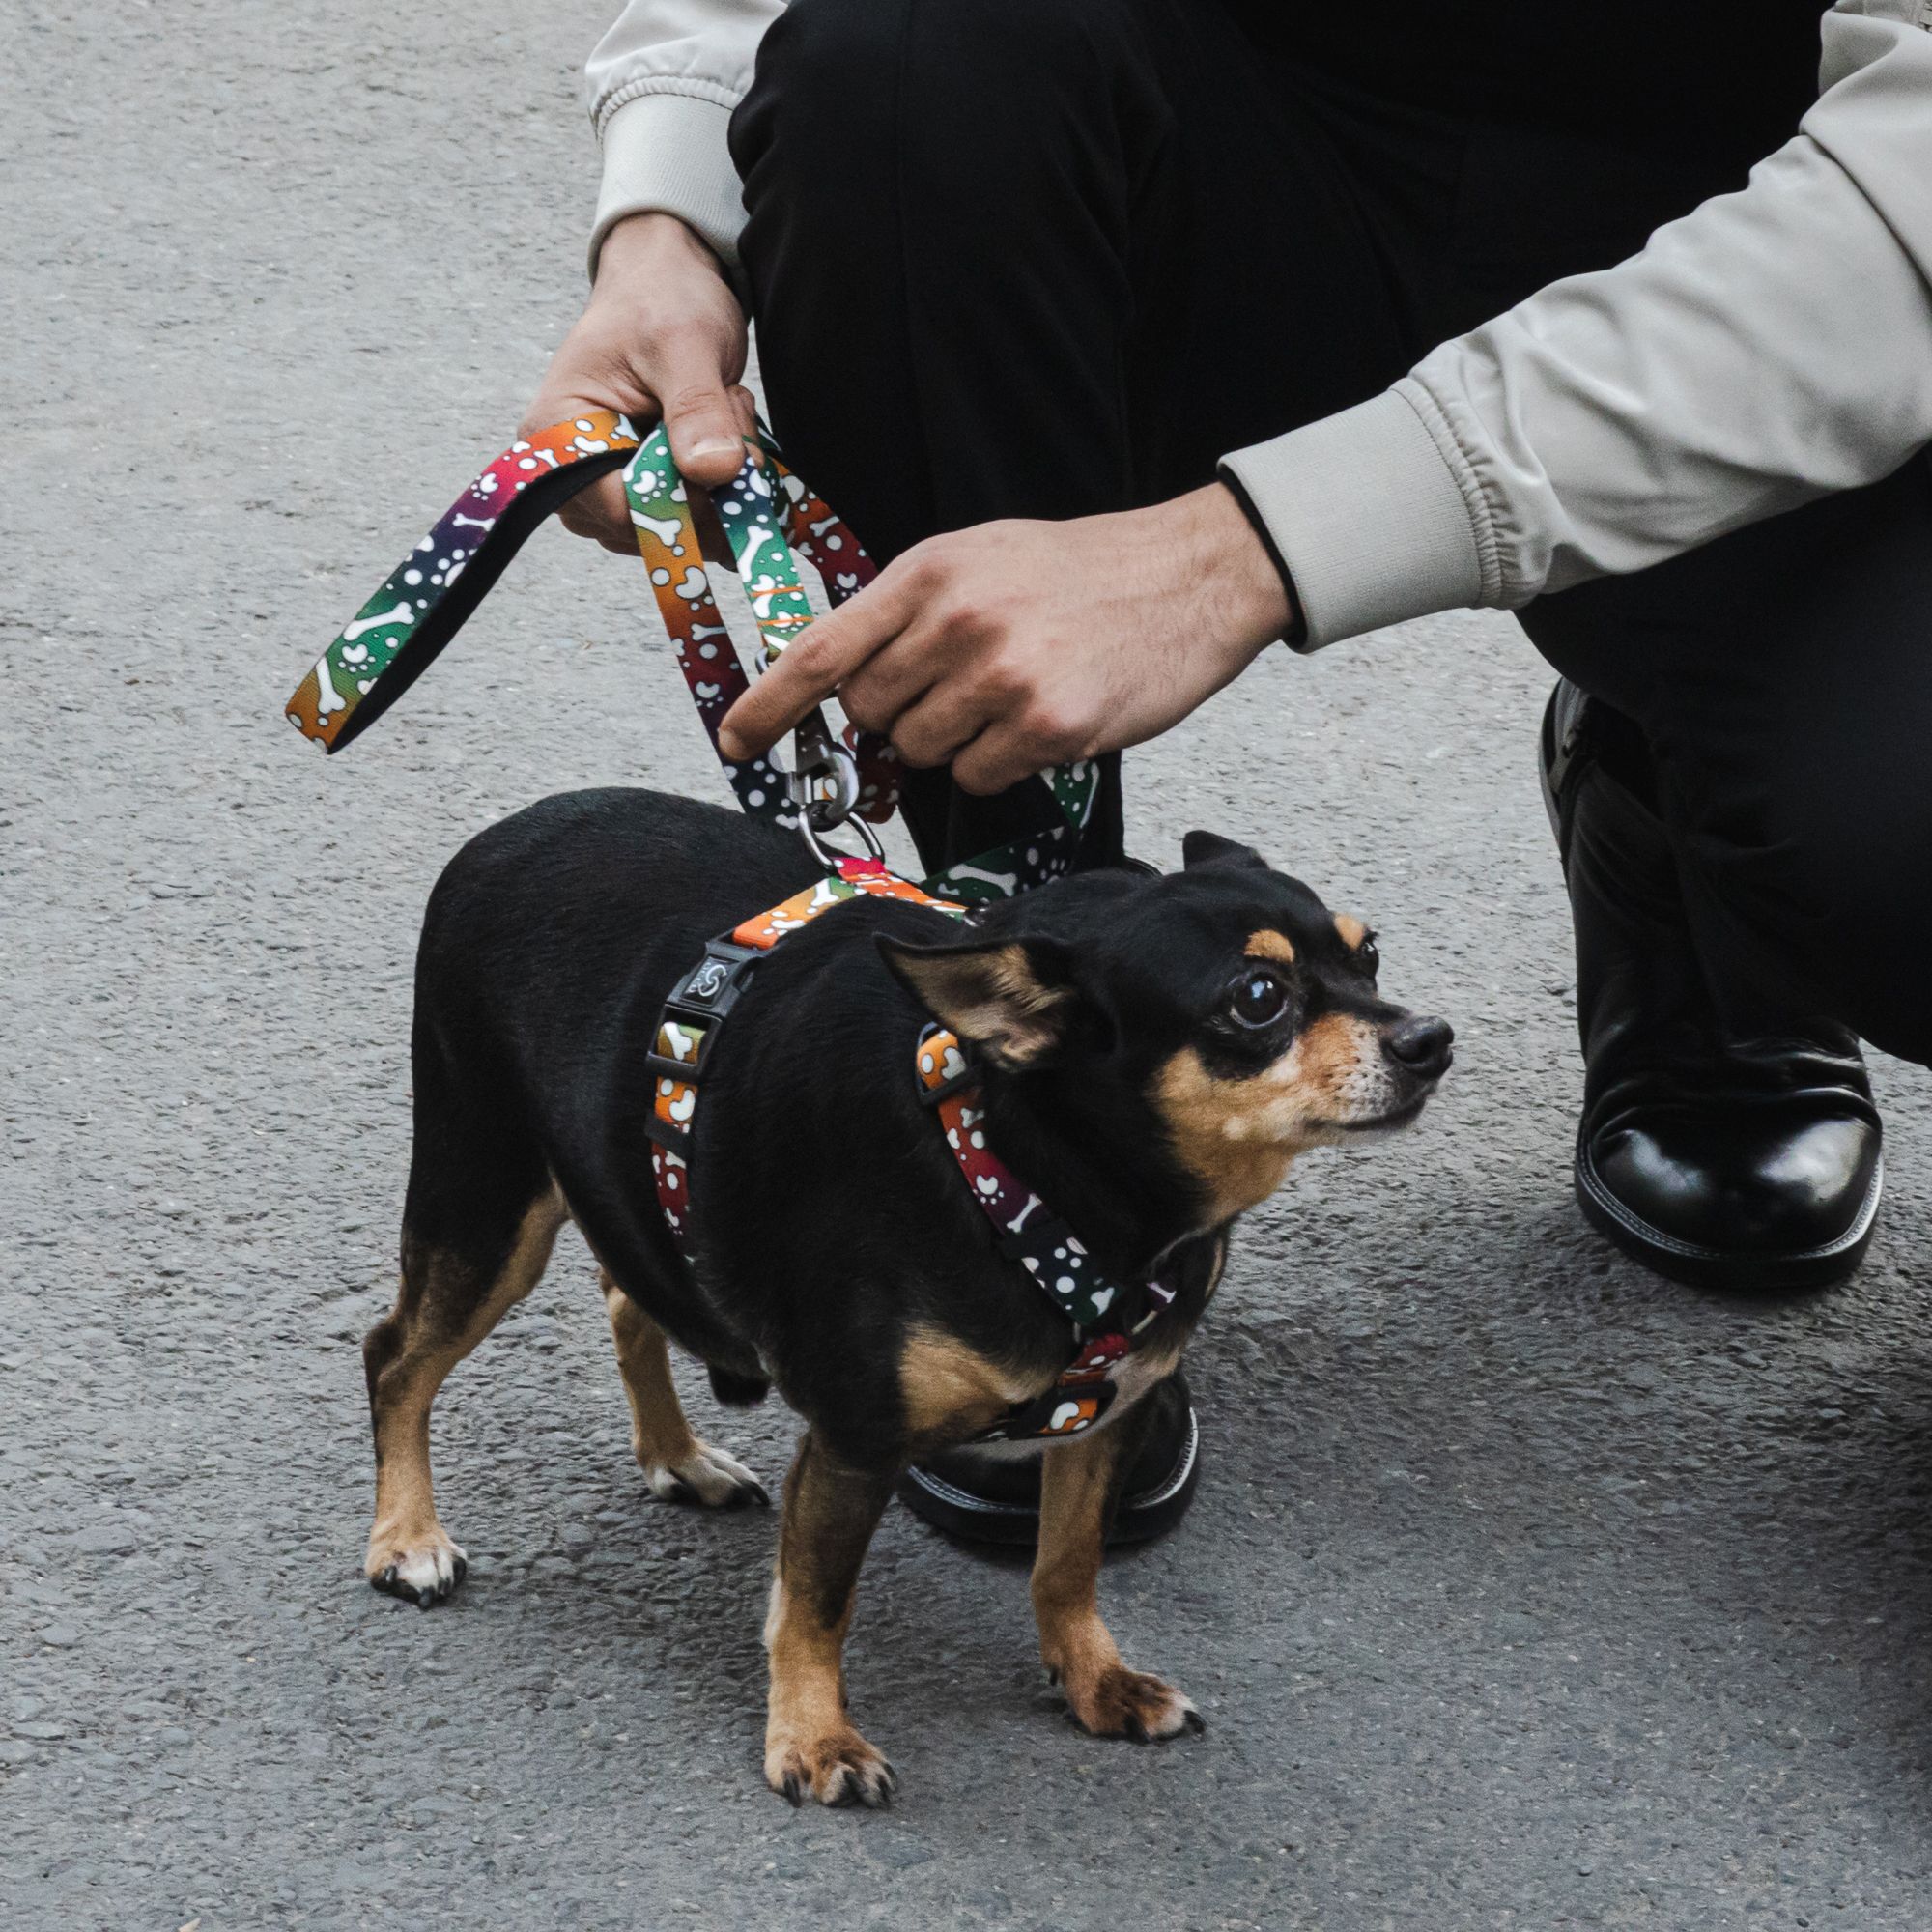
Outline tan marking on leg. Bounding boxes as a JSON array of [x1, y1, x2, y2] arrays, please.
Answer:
[[764, 1432, 896, 1807], [363, 1186, 566, 1604], [1243, 928, 1295, 964], [1333, 913, 1367, 950], [1033, 1424, 1201, 1742], [897, 1324, 1035, 1443], [602, 1274, 767, 1507]]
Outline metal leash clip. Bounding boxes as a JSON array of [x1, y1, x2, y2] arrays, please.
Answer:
[[790, 720, 885, 867]]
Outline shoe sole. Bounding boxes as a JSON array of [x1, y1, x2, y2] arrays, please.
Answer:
[[1574, 1132, 1883, 1293], [895, 1403, 1202, 1549]]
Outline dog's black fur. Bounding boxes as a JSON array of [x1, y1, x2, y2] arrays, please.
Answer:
[[360, 787, 1450, 1805]]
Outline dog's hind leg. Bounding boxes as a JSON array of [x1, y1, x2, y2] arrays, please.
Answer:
[[600, 1273, 769, 1508], [763, 1429, 896, 1808], [361, 1185, 566, 1607], [1033, 1402, 1205, 1742]]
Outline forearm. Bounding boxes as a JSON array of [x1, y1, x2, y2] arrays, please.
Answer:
[[1223, 1, 1932, 647]]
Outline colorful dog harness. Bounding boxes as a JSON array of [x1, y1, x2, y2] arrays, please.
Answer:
[[640, 865, 1173, 1442], [290, 416, 1160, 1439]]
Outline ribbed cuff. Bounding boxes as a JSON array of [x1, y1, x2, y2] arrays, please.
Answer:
[[589, 92, 748, 279], [1217, 390, 1486, 651]]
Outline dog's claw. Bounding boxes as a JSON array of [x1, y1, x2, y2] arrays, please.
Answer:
[[1182, 1707, 1207, 1735], [768, 1731, 895, 1809], [644, 1442, 768, 1510], [367, 1532, 468, 1607]]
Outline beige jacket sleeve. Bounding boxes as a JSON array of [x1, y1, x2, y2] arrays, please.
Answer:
[[1221, 0, 1932, 648], [583, 0, 783, 275]]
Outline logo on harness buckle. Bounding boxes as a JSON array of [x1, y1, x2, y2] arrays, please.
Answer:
[[685, 958, 733, 1006]]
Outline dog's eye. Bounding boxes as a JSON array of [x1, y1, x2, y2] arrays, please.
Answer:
[[1355, 935, 1379, 979], [1227, 970, 1290, 1029]]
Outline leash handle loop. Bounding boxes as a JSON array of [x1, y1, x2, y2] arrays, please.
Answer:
[[289, 411, 1106, 895]]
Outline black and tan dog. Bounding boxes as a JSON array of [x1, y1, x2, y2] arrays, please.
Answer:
[[360, 788, 1451, 1805]]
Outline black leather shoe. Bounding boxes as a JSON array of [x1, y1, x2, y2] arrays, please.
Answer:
[[897, 1370, 1201, 1548], [1543, 681, 1883, 1292]]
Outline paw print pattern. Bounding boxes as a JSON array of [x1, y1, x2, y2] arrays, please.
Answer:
[[761, 455, 899, 825], [626, 429, 904, 831], [623, 431, 794, 826], [289, 410, 1093, 894], [913, 1024, 1127, 1333], [651, 1012, 708, 1248], [653, 859, 964, 1253], [287, 410, 639, 748], [923, 767, 1103, 906]]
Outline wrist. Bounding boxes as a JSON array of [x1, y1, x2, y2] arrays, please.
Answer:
[[594, 211, 725, 292], [1173, 483, 1297, 655]]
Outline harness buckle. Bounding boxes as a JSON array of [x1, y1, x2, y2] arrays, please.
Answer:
[[646, 939, 764, 1081]]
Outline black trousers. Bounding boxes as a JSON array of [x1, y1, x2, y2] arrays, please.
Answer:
[[731, 0, 1932, 1068]]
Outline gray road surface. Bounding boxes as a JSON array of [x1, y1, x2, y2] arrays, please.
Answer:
[[8, 4, 1932, 1926]]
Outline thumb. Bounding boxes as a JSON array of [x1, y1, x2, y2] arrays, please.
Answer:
[[660, 358, 750, 488]]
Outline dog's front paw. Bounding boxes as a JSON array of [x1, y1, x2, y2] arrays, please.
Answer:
[[365, 1524, 468, 1608], [642, 1438, 770, 1509], [1055, 1662, 1204, 1743], [764, 1724, 896, 1809]]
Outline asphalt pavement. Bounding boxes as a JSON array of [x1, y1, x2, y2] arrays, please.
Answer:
[[8, 4, 1932, 1926]]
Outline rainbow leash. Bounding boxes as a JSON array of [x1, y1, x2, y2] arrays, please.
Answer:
[[288, 413, 1099, 902]]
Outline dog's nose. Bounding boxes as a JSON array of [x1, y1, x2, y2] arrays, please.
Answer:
[[1384, 1015, 1454, 1079]]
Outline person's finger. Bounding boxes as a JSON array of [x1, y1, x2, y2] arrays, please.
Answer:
[[949, 705, 1085, 796], [718, 573, 921, 758], [658, 330, 751, 488], [556, 469, 640, 554], [836, 625, 943, 736], [729, 384, 759, 444], [883, 678, 995, 770]]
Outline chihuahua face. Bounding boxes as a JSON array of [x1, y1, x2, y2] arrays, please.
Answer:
[[887, 829, 1454, 1236], [1143, 832, 1453, 1220]]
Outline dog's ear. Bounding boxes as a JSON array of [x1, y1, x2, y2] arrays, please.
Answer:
[[877, 934, 1076, 1068], [1182, 829, 1270, 873]]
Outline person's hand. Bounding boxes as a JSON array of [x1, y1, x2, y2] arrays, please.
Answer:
[[717, 484, 1295, 793], [520, 213, 753, 554]]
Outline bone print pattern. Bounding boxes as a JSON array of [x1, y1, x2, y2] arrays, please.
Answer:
[[763, 456, 900, 822], [1039, 1333, 1132, 1436], [915, 1025, 1128, 1336], [290, 411, 1091, 878], [654, 859, 964, 1247], [286, 411, 639, 749], [921, 759, 1103, 906], [713, 452, 816, 667], [624, 431, 795, 825], [626, 430, 904, 827], [651, 1015, 708, 1247]]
